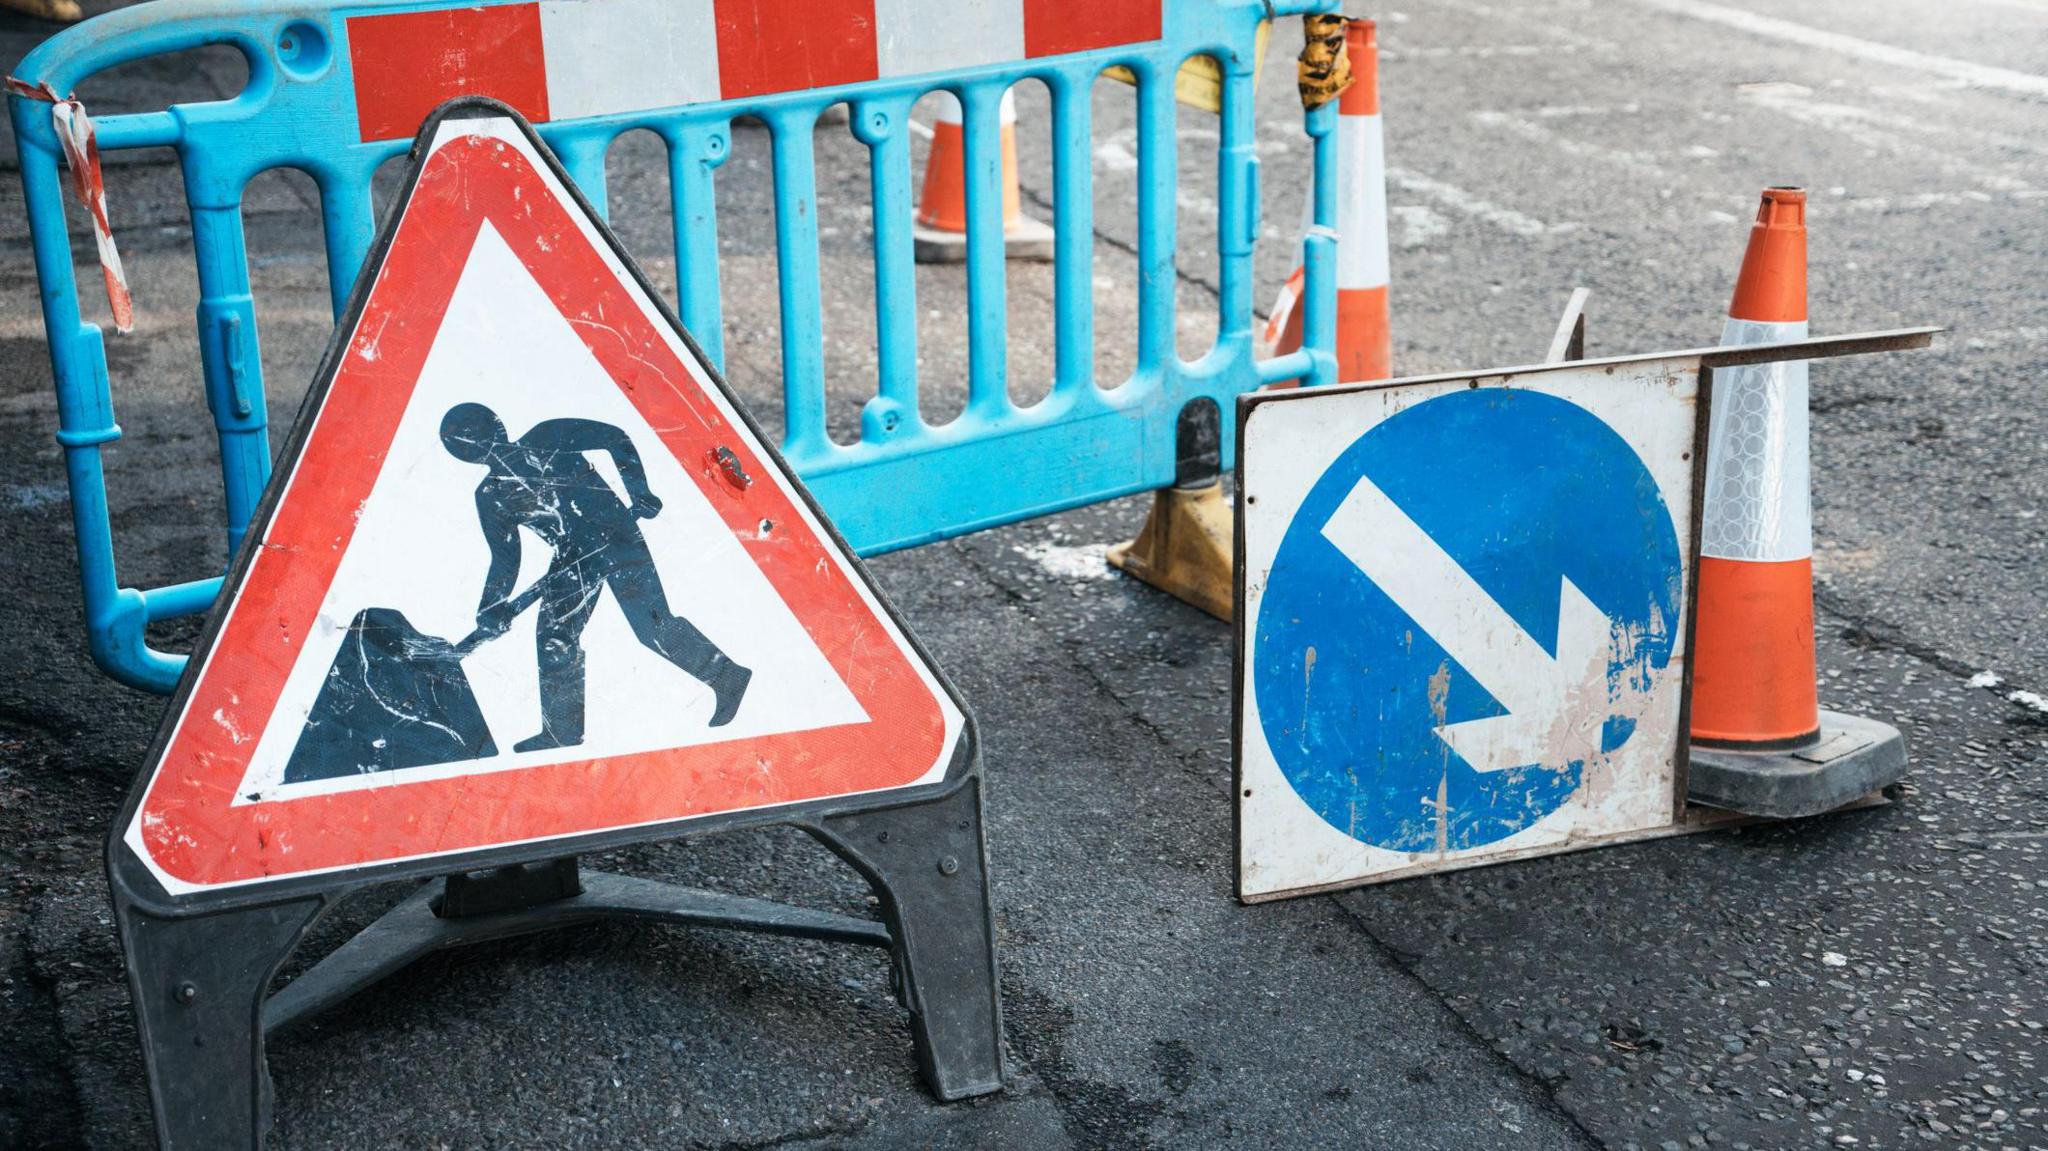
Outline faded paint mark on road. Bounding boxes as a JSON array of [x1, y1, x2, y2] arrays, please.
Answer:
[[1632, 0, 2048, 99]]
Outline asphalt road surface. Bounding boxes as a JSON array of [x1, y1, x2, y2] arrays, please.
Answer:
[[1, 0, 2044, 1148]]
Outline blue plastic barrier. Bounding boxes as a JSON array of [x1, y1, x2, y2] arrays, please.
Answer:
[[10, 0, 1340, 692]]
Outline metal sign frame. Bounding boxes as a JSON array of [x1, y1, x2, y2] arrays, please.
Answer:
[[108, 101, 1002, 1149], [1231, 328, 1937, 902]]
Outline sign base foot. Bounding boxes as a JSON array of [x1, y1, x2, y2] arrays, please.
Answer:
[[812, 778, 1006, 1101], [112, 776, 1003, 1147], [260, 864, 897, 1037], [112, 891, 324, 1150]]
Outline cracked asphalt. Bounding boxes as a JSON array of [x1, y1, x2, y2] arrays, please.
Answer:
[[1, 0, 2044, 1148]]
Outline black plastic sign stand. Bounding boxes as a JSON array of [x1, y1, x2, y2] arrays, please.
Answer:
[[110, 775, 1001, 1147], [105, 100, 1002, 1149]]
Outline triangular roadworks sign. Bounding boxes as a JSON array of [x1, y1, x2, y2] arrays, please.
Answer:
[[122, 104, 963, 896]]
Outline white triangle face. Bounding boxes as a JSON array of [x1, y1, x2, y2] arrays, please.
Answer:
[[122, 112, 960, 896], [234, 222, 867, 803]]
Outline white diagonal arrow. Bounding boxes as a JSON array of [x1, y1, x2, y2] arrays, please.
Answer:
[[1319, 473, 1620, 774]]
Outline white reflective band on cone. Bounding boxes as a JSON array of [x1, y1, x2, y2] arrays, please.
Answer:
[[1702, 317, 1812, 563], [1334, 112, 1390, 291], [1284, 114, 1390, 287]]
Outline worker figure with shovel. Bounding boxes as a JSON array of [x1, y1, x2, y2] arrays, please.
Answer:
[[441, 402, 753, 752]]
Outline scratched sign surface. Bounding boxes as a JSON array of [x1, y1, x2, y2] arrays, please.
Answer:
[[1236, 357, 1703, 899], [120, 108, 961, 895]]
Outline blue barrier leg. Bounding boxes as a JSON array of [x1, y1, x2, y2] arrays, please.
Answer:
[[770, 109, 831, 463], [1135, 63, 1177, 385], [856, 95, 923, 442], [1300, 100, 1340, 391], [188, 202, 271, 559], [1049, 72, 1097, 404], [669, 122, 729, 373], [316, 167, 376, 319], [962, 84, 1010, 423]]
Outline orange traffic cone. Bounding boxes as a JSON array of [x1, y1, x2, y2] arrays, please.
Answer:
[[1687, 186, 1908, 818], [914, 90, 1054, 264], [1264, 18, 1391, 384], [1693, 187, 1818, 749]]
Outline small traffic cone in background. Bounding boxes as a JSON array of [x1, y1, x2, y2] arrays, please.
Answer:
[[1687, 186, 1909, 818], [1263, 18, 1391, 385], [914, 89, 1054, 264]]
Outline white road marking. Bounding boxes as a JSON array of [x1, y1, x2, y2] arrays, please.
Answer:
[[1955, 0, 2048, 13], [1740, 82, 2048, 165], [1533, 103, 1642, 119], [1379, 42, 1592, 61], [1386, 167, 1580, 237], [1468, 110, 1669, 180], [1412, 0, 1621, 52], [1390, 205, 1450, 249], [1630, 0, 2048, 98], [1737, 85, 2043, 198], [1013, 540, 1116, 582]]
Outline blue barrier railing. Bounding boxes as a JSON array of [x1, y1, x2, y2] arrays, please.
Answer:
[[10, 0, 1339, 692]]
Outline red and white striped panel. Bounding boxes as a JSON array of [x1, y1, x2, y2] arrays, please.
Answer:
[[346, 0, 1164, 142]]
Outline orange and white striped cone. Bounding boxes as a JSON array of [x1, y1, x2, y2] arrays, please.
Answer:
[[914, 90, 1054, 264], [1693, 187, 1819, 749], [1687, 186, 1908, 818], [1263, 18, 1391, 385]]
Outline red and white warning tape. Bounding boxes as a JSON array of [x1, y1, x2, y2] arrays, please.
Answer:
[[344, 0, 1164, 143], [6, 78, 133, 333]]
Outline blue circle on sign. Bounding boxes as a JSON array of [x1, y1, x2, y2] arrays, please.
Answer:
[[1253, 388, 1683, 852]]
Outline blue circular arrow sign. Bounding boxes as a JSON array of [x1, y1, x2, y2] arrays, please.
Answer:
[[1253, 388, 1684, 853]]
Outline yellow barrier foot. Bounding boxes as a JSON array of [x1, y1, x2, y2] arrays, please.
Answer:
[[1107, 482, 1235, 621], [0, 0, 82, 21]]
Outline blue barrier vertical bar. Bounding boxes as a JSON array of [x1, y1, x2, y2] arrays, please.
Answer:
[[961, 86, 1009, 422], [13, 129, 110, 464], [855, 96, 920, 439], [188, 200, 271, 558], [1135, 61, 1177, 382], [770, 110, 830, 461], [1300, 99, 1339, 390], [12, 116, 166, 688], [1050, 68, 1095, 401], [554, 131, 610, 221], [1215, 53, 1257, 347], [668, 121, 727, 372], [316, 167, 376, 318]]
